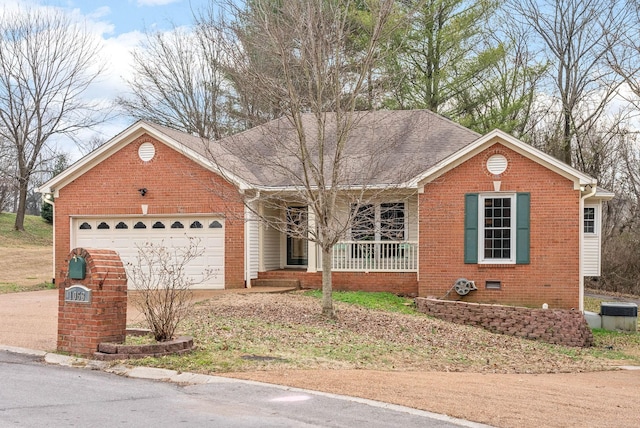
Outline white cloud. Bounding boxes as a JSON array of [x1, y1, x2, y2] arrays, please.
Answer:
[[0, 1, 149, 160], [1, 1, 207, 161]]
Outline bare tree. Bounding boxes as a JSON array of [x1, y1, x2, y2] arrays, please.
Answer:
[[201, 0, 411, 317], [0, 136, 14, 212], [451, 13, 547, 136], [596, 126, 640, 295], [511, 0, 627, 167], [0, 7, 105, 231], [607, 1, 640, 103], [118, 22, 233, 139], [77, 135, 108, 156], [127, 239, 214, 342]]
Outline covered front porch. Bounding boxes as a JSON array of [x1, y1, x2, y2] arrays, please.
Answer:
[[249, 197, 420, 295]]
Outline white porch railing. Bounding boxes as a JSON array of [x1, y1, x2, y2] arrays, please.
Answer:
[[331, 241, 418, 272]]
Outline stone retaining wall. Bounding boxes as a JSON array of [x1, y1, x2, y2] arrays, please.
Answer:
[[94, 335, 194, 361], [415, 298, 593, 347]]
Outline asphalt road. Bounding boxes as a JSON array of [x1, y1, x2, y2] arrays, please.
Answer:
[[0, 350, 479, 428]]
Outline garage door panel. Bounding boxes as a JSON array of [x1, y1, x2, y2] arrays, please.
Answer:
[[74, 216, 225, 289]]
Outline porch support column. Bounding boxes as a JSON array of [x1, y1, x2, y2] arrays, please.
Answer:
[[244, 204, 252, 288], [307, 209, 317, 273]]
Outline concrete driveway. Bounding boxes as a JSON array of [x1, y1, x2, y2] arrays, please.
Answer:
[[0, 290, 58, 351]]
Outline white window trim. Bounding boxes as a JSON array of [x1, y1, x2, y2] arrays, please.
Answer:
[[584, 205, 598, 236], [350, 202, 408, 241], [479, 193, 516, 264]]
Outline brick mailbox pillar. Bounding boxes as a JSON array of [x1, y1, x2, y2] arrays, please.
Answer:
[[58, 248, 128, 356]]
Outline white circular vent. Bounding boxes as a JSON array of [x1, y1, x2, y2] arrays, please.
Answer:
[[138, 142, 156, 162], [487, 154, 508, 175]]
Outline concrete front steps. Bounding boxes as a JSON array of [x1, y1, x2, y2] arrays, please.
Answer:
[[250, 278, 300, 291]]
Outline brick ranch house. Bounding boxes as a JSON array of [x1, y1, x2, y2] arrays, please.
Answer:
[[38, 110, 612, 311]]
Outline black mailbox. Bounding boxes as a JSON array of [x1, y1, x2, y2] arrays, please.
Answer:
[[68, 255, 86, 280]]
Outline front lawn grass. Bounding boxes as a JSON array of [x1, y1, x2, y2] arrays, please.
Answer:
[[126, 292, 640, 375], [0, 212, 53, 247], [0, 281, 55, 294], [584, 294, 639, 361], [303, 289, 417, 314]]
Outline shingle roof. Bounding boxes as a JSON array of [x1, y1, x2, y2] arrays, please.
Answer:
[[146, 110, 481, 188]]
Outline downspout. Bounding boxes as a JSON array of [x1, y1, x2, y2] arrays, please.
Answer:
[[244, 191, 260, 288], [42, 193, 55, 285], [579, 184, 597, 312]]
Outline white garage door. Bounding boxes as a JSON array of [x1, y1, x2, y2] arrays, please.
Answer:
[[73, 216, 225, 289]]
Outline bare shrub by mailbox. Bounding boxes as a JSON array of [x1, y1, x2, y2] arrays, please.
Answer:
[[127, 238, 214, 342]]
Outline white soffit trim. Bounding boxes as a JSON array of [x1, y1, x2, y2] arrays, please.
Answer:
[[411, 129, 595, 188], [585, 188, 615, 201]]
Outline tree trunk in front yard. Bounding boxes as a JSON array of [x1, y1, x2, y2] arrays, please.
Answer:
[[13, 178, 28, 231], [321, 247, 335, 318]]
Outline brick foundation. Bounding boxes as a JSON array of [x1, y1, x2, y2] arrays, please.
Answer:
[[415, 297, 593, 347], [257, 270, 418, 296]]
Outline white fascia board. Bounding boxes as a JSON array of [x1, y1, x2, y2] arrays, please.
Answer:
[[251, 182, 415, 193], [411, 129, 596, 189], [585, 188, 615, 201], [37, 122, 250, 196]]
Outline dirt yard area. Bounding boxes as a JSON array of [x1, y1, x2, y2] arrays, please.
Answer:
[[226, 369, 640, 428], [0, 247, 52, 288], [200, 293, 640, 428]]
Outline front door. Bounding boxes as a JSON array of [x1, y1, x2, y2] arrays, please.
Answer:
[[286, 206, 308, 266]]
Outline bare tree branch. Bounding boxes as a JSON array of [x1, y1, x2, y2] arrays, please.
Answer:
[[198, 0, 416, 318], [0, 6, 105, 230]]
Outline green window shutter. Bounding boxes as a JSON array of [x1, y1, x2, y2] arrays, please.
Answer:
[[516, 193, 530, 264], [464, 193, 478, 263]]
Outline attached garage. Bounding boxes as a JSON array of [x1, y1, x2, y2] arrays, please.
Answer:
[[72, 215, 225, 289]]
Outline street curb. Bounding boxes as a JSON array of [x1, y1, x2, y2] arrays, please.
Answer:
[[4, 345, 640, 428], [16, 349, 493, 428], [0, 345, 46, 357]]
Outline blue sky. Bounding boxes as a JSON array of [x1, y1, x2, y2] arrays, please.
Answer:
[[17, 0, 210, 35]]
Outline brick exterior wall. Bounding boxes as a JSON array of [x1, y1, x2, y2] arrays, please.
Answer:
[[53, 133, 583, 306], [258, 270, 418, 296], [415, 298, 593, 347], [58, 248, 128, 356], [52, 134, 245, 289], [419, 143, 581, 309]]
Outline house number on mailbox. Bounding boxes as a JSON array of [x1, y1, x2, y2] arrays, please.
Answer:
[[65, 285, 91, 303]]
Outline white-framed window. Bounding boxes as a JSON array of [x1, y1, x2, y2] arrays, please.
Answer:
[[465, 192, 529, 265], [479, 194, 515, 263], [350, 202, 406, 241], [584, 206, 596, 234]]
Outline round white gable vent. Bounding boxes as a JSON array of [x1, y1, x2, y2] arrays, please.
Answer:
[[138, 142, 156, 162], [486, 154, 508, 175]]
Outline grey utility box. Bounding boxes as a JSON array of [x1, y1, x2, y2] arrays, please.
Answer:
[[601, 302, 638, 332], [583, 311, 602, 329]]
